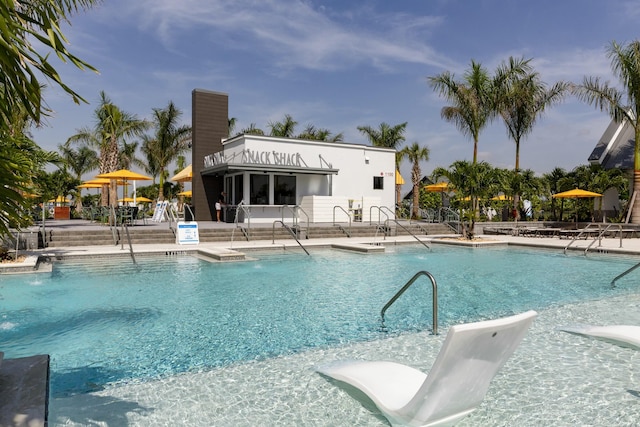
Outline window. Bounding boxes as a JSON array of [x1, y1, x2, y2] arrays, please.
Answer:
[[250, 174, 269, 204], [373, 176, 384, 190], [234, 174, 244, 204], [274, 175, 296, 205]]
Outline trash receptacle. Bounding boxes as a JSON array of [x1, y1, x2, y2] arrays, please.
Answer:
[[224, 206, 236, 223]]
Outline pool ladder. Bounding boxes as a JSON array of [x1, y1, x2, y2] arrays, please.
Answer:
[[380, 270, 438, 335]]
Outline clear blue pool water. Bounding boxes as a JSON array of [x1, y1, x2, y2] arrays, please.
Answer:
[[1, 245, 638, 397]]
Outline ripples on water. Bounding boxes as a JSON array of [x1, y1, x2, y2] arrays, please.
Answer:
[[1, 245, 638, 396]]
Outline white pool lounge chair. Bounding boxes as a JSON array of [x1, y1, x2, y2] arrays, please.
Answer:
[[317, 310, 537, 427], [559, 325, 640, 350]]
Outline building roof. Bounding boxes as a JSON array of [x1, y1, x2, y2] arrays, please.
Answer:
[[589, 119, 635, 170]]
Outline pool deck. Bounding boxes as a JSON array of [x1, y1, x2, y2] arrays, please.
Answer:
[[5, 220, 640, 272], [20, 220, 640, 260]]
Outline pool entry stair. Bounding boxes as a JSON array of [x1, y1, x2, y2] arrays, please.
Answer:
[[40, 222, 453, 248]]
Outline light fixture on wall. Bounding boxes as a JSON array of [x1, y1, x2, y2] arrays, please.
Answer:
[[364, 156, 370, 164]]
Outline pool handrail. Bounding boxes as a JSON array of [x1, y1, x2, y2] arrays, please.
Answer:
[[272, 220, 310, 255], [333, 205, 352, 236], [381, 270, 438, 335], [382, 218, 430, 249]]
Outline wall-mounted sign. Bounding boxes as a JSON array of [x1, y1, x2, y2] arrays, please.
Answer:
[[205, 149, 307, 168]]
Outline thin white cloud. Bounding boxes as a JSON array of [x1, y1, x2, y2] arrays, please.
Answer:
[[109, 0, 454, 72]]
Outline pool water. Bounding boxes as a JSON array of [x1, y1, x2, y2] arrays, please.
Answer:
[[1, 245, 639, 399]]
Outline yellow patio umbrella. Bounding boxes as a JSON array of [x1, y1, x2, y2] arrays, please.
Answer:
[[425, 182, 450, 192], [171, 164, 192, 182], [96, 169, 153, 203], [77, 183, 104, 189], [552, 188, 602, 199], [96, 169, 153, 181], [395, 170, 405, 185], [553, 188, 602, 222], [118, 197, 135, 203], [177, 190, 192, 197], [48, 196, 70, 204], [136, 196, 153, 203], [491, 194, 512, 201]]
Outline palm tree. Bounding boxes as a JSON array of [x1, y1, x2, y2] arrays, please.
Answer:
[[269, 114, 298, 137], [144, 101, 192, 201], [118, 141, 140, 170], [228, 117, 237, 136], [572, 40, 640, 224], [240, 123, 265, 135], [494, 57, 569, 219], [434, 161, 498, 238], [58, 143, 99, 213], [137, 137, 160, 185], [494, 57, 569, 172], [542, 167, 567, 220], [357, 122, 408, 150], [67, 91, 149, 206], [428, 61, 494, 164], [0, 0, 99, 126], [358, 122, 408, 211], [297, 124, 344, 142], [399, 143, 430, 219]]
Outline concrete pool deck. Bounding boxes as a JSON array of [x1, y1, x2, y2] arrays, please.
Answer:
[[27, 225, 640, 260]]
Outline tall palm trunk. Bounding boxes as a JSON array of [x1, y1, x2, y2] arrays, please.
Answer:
[[106, 138, 119, 207], [632, 170, 640, 223]]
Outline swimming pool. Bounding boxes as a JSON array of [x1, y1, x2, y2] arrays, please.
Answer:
[[3, 244, 640, 425]]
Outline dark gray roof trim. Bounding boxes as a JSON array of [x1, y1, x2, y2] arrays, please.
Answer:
[[201, 163, 339, 176], [589, 119, 635, 170]]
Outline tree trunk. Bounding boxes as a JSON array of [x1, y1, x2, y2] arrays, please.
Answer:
[[632, 170, 640, 224], [412, 184, 419, 219]]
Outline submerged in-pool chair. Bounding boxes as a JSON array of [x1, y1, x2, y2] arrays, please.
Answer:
[[559, 325, 640, 350], [317, 310, 537, 427]]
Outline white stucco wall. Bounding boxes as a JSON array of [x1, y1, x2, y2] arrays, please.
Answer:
[[213, 135, 396, 223]]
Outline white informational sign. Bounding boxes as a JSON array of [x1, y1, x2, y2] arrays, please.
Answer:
[[176, 221, 199, 245], [151, 201, 168, 222]]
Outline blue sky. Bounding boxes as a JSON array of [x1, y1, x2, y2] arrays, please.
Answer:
[[31, 0, 640, 184]]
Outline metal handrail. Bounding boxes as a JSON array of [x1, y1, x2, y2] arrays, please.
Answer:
[[611, 259, 640, 287], [121, 222, 137, 264], [235, 201, 251, 240], [109, 206, 119, 244], [369, 205, 389, 225], [583, 223, 622, 255], [281, 205, 310, 239], [272, 220, 310, 255], [383, 218, 430, 249], [333, 205, 352, 235], [380, 270, 438, 335], [296, 206, 310, 238], [563, 222, 601, 254]]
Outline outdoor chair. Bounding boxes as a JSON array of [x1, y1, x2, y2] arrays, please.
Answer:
[[559, 325, 640, 350], [317, 310, 537, 427]]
